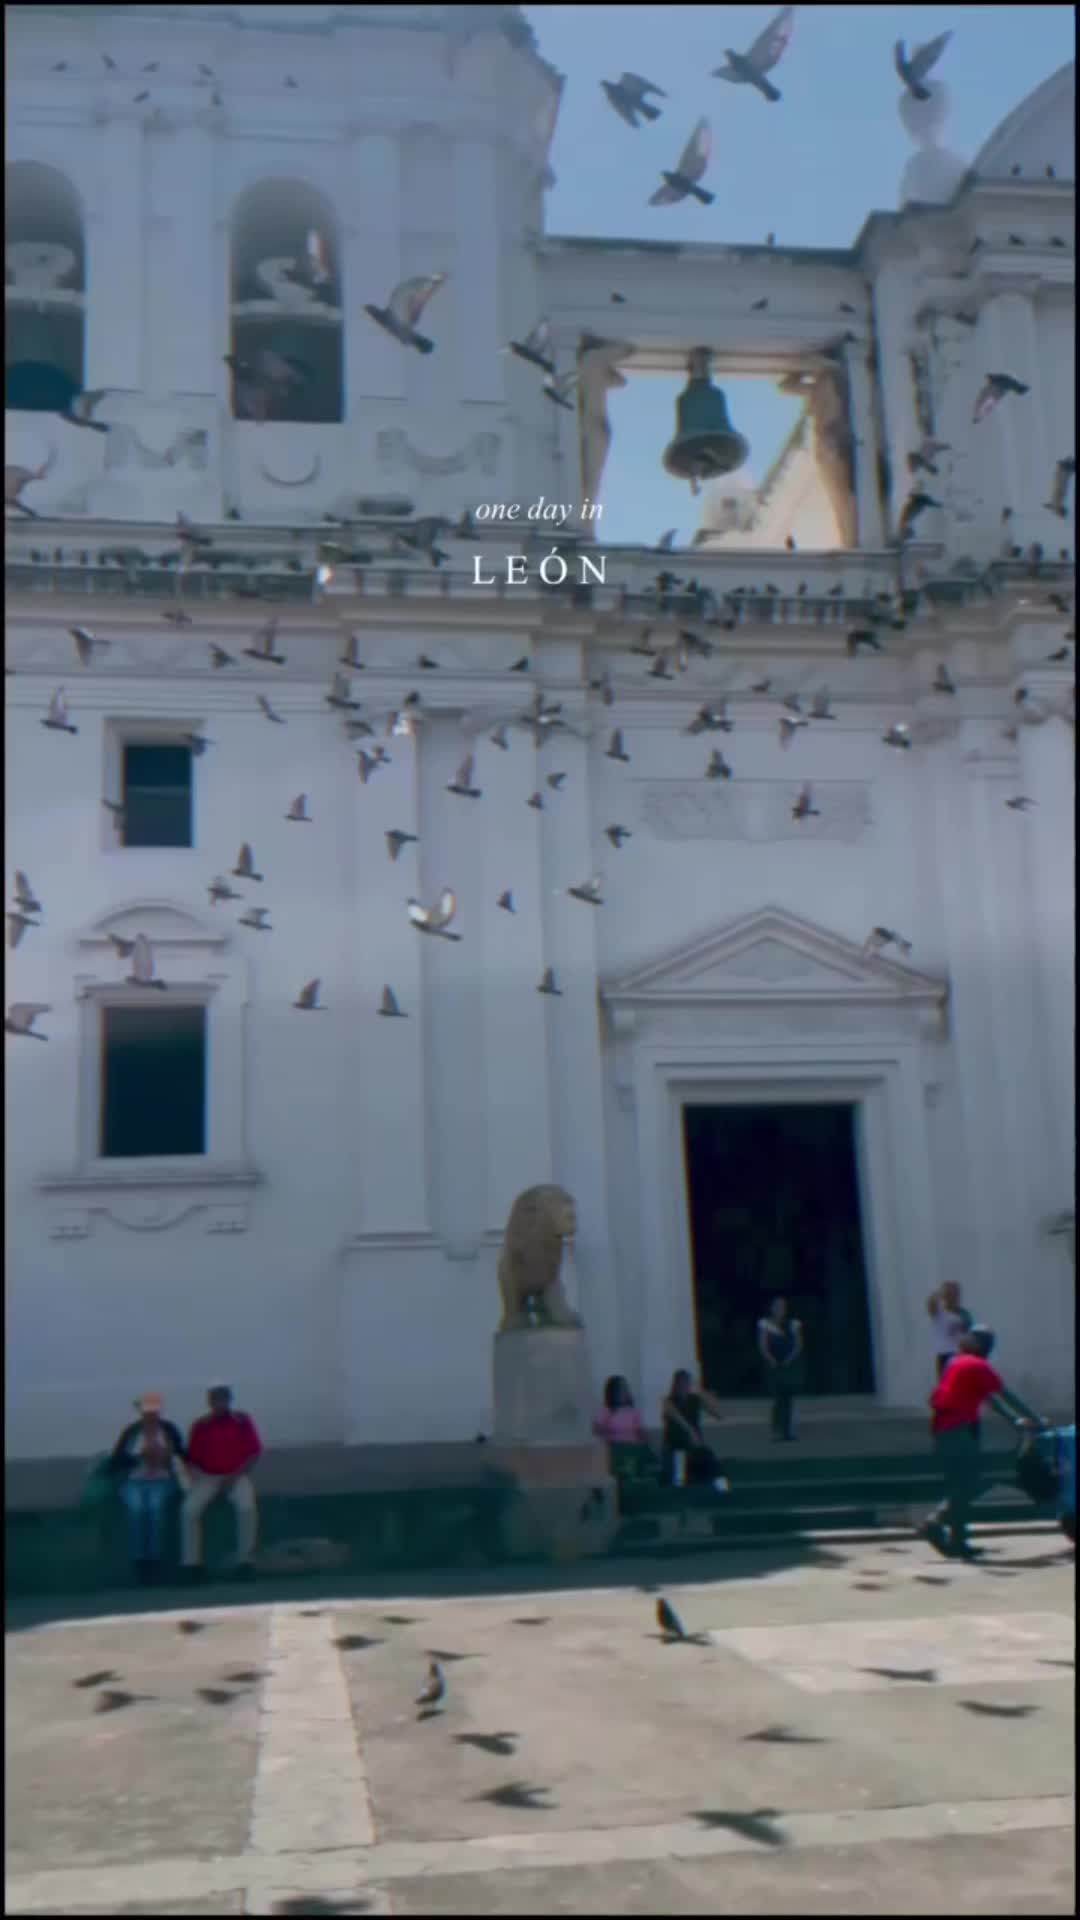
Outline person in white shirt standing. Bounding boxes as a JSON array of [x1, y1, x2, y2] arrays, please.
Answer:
[[757, 1297, 805, 1442], [926, 1283, 973, 1382]]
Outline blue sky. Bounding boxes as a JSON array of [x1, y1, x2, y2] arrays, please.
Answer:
[[526, 5, 1075, 545]]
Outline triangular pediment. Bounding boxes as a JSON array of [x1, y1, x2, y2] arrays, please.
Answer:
[[602, 906, 947, 1005], [79, 901, 226, 949]]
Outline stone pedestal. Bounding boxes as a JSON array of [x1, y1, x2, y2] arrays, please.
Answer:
[[491, 1328, 617, 1562]]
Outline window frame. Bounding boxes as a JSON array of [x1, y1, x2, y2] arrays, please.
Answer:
[[98, 996, 210, 1163], [103, 720, 204, 853]]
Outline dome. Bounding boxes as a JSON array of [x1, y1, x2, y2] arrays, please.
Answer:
[[973, 61, 1075, 182]]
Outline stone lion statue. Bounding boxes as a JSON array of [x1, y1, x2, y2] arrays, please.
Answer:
[[497, 1185, 583, 1332]]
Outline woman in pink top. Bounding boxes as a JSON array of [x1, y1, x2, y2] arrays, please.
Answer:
[[594, 1376, 658, 1485]]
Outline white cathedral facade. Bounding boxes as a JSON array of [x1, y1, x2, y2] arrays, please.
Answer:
[[5, 6, 1075, 1469]]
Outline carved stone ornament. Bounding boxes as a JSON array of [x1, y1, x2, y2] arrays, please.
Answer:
[[105, 424, 210, 474], [5, 241, 80, 295], [638, 780, 872, 844], [44, 1195, 253, 1239], [376, 430, 501, 478]]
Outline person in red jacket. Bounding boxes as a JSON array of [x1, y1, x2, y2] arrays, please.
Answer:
[[181, 1386, 262, 1580], [920, 1326, 1034, 1560]]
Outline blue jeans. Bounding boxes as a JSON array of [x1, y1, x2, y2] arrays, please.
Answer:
[[120, 1478, 172, 1564]]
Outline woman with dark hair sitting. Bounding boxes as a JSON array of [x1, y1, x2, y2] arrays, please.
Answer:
[[593, 1375, 659, 1485], [660, 1370, 730, 1491]]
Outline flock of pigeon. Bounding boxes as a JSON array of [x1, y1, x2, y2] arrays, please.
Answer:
[[5, 10, 1075, 1048]]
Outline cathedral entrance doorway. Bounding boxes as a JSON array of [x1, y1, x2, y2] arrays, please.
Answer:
[[681, 1102, 875, 1398]]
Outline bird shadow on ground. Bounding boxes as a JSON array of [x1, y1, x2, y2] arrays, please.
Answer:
[[472, 1782, 555, 1811], [73, 1669, 118, 1689], [455, 1731, 518, 1756], [957, 1701, 1039, 1718], [510, 1615, 551, 1625], [426, 1648, 481, 1662], [694, 1808, 787, 1847], [271, 1897, 373, 1916], [196, 1687, 238, 1706], [1038, 1657, 1073, 1668], [415, 1707, 443, 1722], [382, 1614, 423, 1625], [742, 1726, 827, 1745], [861, 1666, 939, 1683], [94, 1689, 153, 1712], [334, 1634, 384, 1652]]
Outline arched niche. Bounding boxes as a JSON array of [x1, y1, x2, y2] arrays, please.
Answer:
[[5, 162, 86, 414], [228, 178, 344, 425]]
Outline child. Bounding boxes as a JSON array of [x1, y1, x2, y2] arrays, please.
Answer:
[[594, 1376, 659, 1484]]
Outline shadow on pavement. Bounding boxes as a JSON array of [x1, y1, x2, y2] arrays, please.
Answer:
[[5, 1536, 853, 1633]]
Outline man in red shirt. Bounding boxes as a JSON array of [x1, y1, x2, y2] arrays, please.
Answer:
[[181, 1386, 262, 1580], [921, 1326, 1033, 1560]]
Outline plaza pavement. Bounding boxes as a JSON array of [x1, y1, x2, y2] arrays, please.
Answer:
[[5, 1533, 1074, 1916]]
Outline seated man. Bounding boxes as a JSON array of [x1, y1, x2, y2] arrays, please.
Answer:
[[181, 1385, 262, 1581]]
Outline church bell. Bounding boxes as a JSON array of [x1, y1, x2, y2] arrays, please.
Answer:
[[662, 347, 750, 493]]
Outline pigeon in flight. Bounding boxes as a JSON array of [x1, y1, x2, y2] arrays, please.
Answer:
[[686, 702, 733, 736], [41, 688, 78, 735], [5, 456, 54, 517], [257, 694, 286, 725], [566, 876, 604, 906], [233, 843, 264, 883], [713, 6, 794, 102], [705, 749, 733, 780], [778, 714, 808, 747], [324, 670, 361, 713], [973, 373, 1030, 424], [13, 871, 42, 916], [508, 318, 556, 375], [209, 644, 234, 670], [364, 274, 447, 354], [600, 72, 667, 128], [894, 30, 952, 101], [792, 784, 820, 820], [497, 891, 516, 913], [176, 511, 213, 553], [542, 369, 578, 410], [127, 934, 166, 990], [58, 389, 111, 434], [537, 967, 563, 997], [383, 828, 418, 866], [239, 907, 272, 932], [861, 926, 913, 960], [605, 728, 631, 763], [416, 1661, 446, 1710], [656, 529, 677, 552], [378, 985, 407, 1018], [244, 619, 286, 666], [294, 979, 323, 1011], [208, 877, 243, 905], [898, 491, 942, 538], [1045, 456, 1076, 519], [882, 722, 912, 749], [447, 755, 482, 799], [7, 910, 40, 949], [1004, 795, 1036, 811], [5, 1003, 51, 1040], [847, 629, 883, 656], [809, 689, 835, 720], [907, 437, 952, 478], [408, 890, 462, 941], [285, 794, 312, 823], [650, 119, 714, 206], [605, 825, 632, 848], [932, 663, 957, 694]]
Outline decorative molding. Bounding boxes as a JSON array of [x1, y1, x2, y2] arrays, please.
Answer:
[[259, 452, 323, 488], [341, 1228, 502, 1256], [638, 781, 873, 844], [38, 1168, 261, 1239], [375, 430, 501, 478]]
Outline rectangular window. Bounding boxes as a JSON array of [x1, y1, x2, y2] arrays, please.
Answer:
[[121, 742, 193, 848], [100, 1004, 207, 1158]]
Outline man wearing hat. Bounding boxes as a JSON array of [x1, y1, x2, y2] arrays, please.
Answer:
[[108, 1394, 190, 1581], [181, 1386, 263, 1580], [921, 1326, 1037, 1560]]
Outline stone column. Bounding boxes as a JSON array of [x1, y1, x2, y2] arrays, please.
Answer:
[[86, 116, 146, 392], [981, 286, 1049, 549], [145, 123, 219, 398], [417, 711, 488, 1259], [344, 134, 405, 412], [1014, 672, 1075, 1204], [454, 135, 502, 404], [533, 694, 618, 1384], [842, 341, 886, 549], [869, 261, 923, 535]]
